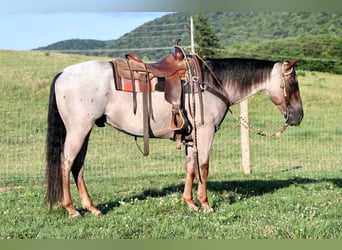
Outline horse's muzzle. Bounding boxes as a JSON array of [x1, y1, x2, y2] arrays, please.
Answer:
[[285, 106, 304, 126]]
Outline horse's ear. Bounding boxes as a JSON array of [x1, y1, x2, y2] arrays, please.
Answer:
[[285, 59, 300, 70]]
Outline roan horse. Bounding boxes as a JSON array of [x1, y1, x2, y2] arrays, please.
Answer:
[[46, 46, 303, 217]]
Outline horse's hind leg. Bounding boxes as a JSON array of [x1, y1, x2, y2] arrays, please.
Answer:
[[71, 133, 102, 216], [61, 134, 82, 217], [61, 130, 95, 217]]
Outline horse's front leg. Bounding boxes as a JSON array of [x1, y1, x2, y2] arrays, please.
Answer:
[[197, 156, 214, 212], [196, 126, 215, 212], [182, 143, 199, 211], [183, 143, 214, 212]]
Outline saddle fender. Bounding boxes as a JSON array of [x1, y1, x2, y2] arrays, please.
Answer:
[[164, 74, 182, 106]]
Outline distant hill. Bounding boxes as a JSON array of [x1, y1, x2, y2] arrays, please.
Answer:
[[34, 38, 111, 54], [34, 12, 342, 73]]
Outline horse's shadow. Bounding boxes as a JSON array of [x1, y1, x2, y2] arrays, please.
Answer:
[[95, 176, 342, 215]]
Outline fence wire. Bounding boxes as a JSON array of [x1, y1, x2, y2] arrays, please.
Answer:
[[1, 94, 341, 186]]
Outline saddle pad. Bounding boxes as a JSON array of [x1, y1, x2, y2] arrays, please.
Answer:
[[116, 76, 201, 94], [116, 75, 163, 93]]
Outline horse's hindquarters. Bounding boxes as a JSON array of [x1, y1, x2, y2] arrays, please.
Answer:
[[55, 60, 114, 129]]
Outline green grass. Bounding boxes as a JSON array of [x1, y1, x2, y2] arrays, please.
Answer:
[[0, 171, 341, 239], [0, 50, 341, 239]]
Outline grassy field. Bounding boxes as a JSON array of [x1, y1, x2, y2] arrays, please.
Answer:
[[0, 50, 341, 239], [0, 172, 341, 239]]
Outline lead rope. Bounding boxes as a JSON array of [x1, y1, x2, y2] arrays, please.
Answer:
[[228, 108, 288, 137]]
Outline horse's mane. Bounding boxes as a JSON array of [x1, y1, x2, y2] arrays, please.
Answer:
[[202, 58, 276, 92]]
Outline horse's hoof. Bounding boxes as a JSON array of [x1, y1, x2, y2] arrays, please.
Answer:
[[85, 206, 102, 216], [91, 209, 102, 216], [188, 204, 199, 212], [203, 207, 215, 213], [201, 203, 215, 213], [183, 199, 199, 212], [69, 211, 82, 218]]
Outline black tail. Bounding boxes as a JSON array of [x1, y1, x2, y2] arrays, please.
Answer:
[[45, 72, 65, 208]]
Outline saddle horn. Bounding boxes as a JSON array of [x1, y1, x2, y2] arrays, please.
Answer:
[[172, 39, 185, 61]]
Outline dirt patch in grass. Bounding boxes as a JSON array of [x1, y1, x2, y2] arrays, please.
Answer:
[[0, 185, 26, 192]]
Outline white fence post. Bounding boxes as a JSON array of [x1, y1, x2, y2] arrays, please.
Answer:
[[240, 99, 251, 174], [190, 16, 195, 53]]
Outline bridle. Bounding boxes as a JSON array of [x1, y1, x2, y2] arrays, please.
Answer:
[[281, 62, 294, 101], [280, 62, 296, 127], [192, 55, 292, 137]]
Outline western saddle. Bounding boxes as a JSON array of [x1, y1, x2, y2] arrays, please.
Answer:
[[111, 41, 196, 155]]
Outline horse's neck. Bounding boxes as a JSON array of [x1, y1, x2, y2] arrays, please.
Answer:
[[224, 62, 280, 105], [225, 81, 267, 105]]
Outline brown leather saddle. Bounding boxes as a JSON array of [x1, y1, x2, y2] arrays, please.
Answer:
[[112, 45, 189, 131]]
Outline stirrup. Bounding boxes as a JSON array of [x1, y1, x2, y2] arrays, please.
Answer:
[[170, 109, 189, 131]]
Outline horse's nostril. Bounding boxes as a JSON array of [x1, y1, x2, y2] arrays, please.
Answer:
[[284, 108, 290, 120], [298, 113, 304, 124]]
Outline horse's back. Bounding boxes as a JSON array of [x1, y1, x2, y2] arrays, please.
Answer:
[[62, 60, 113, 82]]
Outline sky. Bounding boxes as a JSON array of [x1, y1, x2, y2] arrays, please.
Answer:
[[1, 0, 339, 50], [0, 12, 170, 50]]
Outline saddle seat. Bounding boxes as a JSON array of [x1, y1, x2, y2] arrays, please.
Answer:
[[124, 46, 186, 78], [146, 46, 186, 77]]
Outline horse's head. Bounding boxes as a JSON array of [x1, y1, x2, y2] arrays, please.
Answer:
[[267, 60, 304, 126]]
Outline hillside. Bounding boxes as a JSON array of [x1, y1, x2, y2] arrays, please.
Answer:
[[34, 12, 342, 73], [36, 39, 111, 51]]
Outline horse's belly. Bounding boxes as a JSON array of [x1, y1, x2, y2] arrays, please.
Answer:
[[105, 91, 174, 139]]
